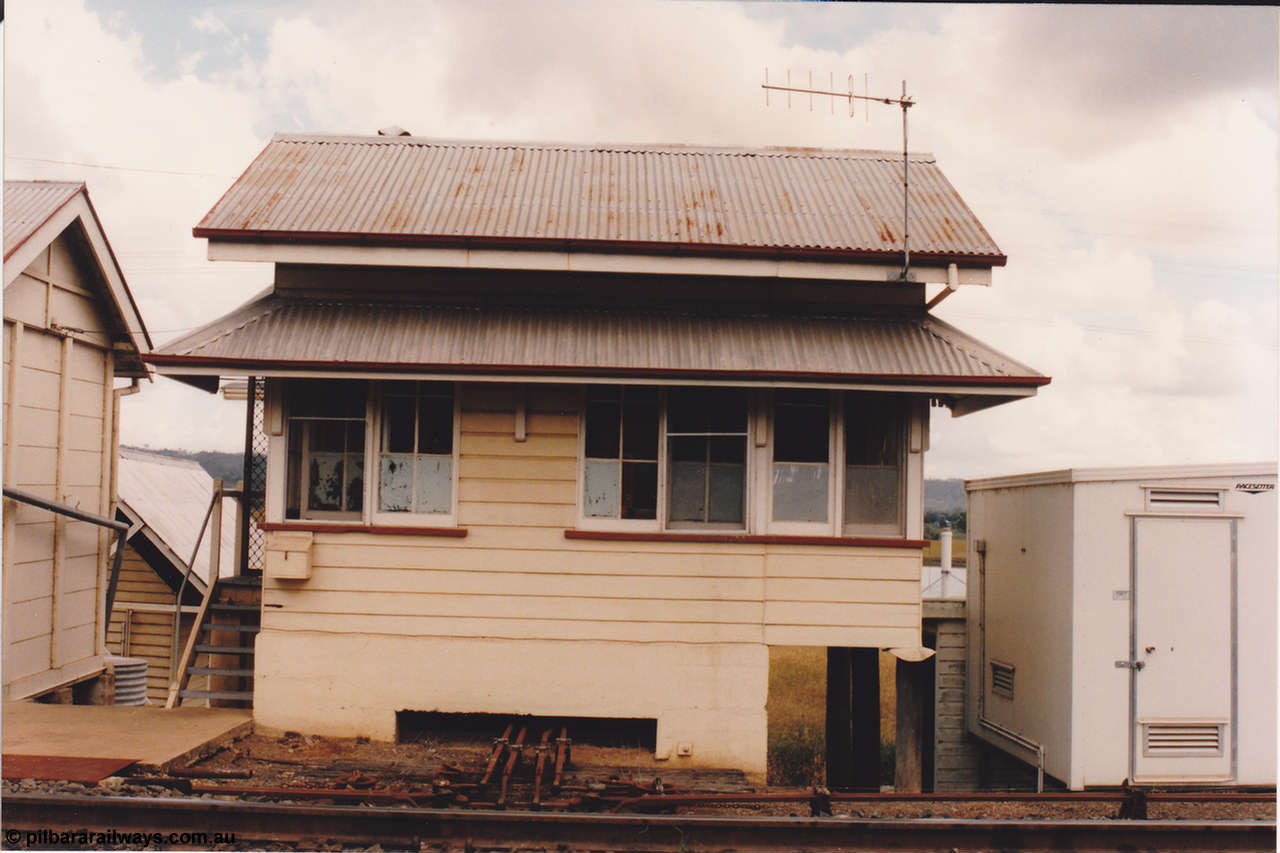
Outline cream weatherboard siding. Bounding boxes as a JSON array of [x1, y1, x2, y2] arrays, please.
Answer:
[[254, 383, 923, 773], [2, 232, 116, 700]]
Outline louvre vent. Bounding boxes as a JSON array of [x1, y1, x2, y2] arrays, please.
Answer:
[[990, 660, 1015, 699], [1143, 723, 1223, 755], [1146, 488, 1222, 510]]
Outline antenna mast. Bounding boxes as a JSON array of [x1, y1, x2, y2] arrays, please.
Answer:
[[762, 70, 916, 279]]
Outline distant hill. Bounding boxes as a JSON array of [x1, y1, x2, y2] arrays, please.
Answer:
[[924, 478, 966, 513], [120, 446, 245, 484]]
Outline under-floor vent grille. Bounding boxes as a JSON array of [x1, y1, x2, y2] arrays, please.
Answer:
[[990, 660, 1015, 699], [1143, 723, 1223, 755]]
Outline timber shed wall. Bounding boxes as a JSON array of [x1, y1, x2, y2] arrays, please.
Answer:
[[3, 232, 117, 699]]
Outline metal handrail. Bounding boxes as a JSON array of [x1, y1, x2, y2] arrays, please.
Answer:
[[2, 487, 130, 638]]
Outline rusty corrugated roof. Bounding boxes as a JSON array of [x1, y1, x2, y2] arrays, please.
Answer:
[[195, 135, 1004, 264], [150, 295, 1045, 387], [4, 181, 84, 260]]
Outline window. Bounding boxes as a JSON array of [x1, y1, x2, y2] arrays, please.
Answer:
[[843, 392, 906, 536], [583, 387, 659, 519], [282, 379, 456, 524], [666, 388, 748, 527], [286, 381, 367, 520], [772, 390, 831, 524], [578, 386, 913, 537], [376, 381, 455, 517]]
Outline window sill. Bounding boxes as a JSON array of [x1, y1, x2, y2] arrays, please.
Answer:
[[261, 522, 467, 537], [564, 529, 926, 548]]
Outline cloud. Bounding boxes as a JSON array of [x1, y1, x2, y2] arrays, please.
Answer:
[[4, 0, 1274, 476]]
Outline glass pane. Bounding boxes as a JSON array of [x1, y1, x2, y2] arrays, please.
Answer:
[[774, 401, 829, 463], [346, 452, 364, 512], [621, 401, 658, 461], [346, 421, 366, 453], [382, 397, 415, 454], [415, 455, 452, 514], [309, 420, 346, 453], [583, 460, 620, 518], [290, 380, 366, 418], [379, 454, 414, 512], [773, 463, 829, 522], [669, 435, 705, 463], [418, 396, 453, 455], [669, 461, 707, 521], [585, 402, 621, 459], [308, 454, 345, 511], [845, 393, 903, 466], [709, 436, 745, 464], [667, 388, 747, 434], [708, 463, 745, 524], [587, 385, 622, 403], [621, 461, 658, 519], [845, 465, 901, 528]]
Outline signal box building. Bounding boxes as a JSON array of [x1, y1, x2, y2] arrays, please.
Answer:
[[149, 134, 1047, 774]]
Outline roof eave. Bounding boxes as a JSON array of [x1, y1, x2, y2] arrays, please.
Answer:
[[146, 352, 1048, 390], [194, 229, 1008, 269]]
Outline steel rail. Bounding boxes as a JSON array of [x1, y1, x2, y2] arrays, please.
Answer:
[[2, 793, 1273, 852]]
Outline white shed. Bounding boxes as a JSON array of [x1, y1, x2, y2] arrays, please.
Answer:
[[965, 464, 1276, 789]]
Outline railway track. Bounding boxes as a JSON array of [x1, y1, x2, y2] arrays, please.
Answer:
[[3, 791, 1274, 852]]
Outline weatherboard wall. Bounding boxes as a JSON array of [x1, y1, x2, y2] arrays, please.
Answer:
[[2, 231, 116, 700], [252, 382, 926, 773]]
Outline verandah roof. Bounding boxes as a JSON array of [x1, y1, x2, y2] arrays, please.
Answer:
[[148, 294, 1047, 412]]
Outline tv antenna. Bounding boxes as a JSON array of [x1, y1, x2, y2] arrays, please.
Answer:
[[762, 70, 916, 279]]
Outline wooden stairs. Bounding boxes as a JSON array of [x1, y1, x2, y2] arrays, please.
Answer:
[[167, 575, 261, 708]]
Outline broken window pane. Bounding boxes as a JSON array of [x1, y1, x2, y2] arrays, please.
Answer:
[[418, 396, 453, 455], [584, 460, 621, 517], [621, 401, 659, 460]]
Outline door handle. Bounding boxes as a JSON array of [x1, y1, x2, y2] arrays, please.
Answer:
[[1115, 659, 1145, 670]]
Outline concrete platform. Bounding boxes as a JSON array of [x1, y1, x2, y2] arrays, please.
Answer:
[[2, 702, 251, 772]]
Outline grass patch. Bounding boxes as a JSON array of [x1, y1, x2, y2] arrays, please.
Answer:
[[767, 646, 899, 786]]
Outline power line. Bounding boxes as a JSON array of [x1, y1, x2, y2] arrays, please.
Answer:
[[4, 154, 236, 179]]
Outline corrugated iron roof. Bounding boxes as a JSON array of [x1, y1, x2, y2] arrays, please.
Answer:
[[117, 448, 237, 587], [195, 135, 1004, 263], [150, 295, 1046, 386], [4, 181, 84, 259]]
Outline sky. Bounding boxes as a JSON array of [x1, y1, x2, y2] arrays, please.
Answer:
[[4, 1, 1277, 479]]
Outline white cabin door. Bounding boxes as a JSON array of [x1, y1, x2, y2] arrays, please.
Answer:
[[1131, 516, 1234, 782]]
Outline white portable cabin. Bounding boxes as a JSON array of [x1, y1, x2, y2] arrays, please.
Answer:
[[965, 464, 1276, 789]]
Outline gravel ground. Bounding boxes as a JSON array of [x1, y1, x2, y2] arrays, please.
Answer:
[[2, 730, 1273, 850]]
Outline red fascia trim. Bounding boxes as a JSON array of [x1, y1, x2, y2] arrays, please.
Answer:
[[565, 529, 928, 549], [259, 521, 467, 537], [191, 228, 1008, 268], [143, 353, 1052, 388]]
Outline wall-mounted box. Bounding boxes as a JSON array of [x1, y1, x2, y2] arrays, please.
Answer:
[[265, 531, 314, 580]]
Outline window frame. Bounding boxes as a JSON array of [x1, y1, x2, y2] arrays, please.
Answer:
[[272, 378, 460, 528], [368, 381, 461, 527], [577, 385, 914, 539], [765, 389, 840, 537]]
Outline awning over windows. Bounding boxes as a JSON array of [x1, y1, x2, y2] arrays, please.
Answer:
[[148, 294, 1047, 414]]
